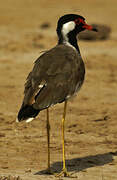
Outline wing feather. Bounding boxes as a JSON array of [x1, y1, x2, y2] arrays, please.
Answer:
[[22, 44, 85, 110]]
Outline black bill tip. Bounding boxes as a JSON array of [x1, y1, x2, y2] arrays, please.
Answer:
[[92, 28, 98, 32]]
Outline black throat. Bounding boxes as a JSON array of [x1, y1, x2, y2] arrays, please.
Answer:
[[58, 31, 80, 53]]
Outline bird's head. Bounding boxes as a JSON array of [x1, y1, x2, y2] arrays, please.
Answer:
[[56, 14, 97, 38]]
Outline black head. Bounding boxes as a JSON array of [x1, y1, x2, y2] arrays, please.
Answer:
[[56, 14, 97, 37]]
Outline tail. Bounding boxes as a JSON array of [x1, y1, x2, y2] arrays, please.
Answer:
[[16, 104, 40, 123]]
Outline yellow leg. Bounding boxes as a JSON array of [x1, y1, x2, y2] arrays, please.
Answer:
[[62, 101, 67, 171], [56, 101, 69, 177], [46, 108, 51, 174]]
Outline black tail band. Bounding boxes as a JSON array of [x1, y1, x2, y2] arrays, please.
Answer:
[[18, 105, 39, 121]]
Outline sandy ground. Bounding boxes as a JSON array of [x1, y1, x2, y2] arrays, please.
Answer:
[[0, 0, 117, 179]]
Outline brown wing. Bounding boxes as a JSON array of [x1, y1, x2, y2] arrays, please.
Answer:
[[23, 44, 85, 110]]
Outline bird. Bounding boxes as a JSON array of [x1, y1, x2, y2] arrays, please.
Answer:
[[16, 14, 97, 177]]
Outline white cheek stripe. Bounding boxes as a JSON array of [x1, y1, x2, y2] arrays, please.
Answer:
[[62, 21, 75, 36], [61, 21, 76, 50]]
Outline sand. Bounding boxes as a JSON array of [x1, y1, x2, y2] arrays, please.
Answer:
[[0, 0, 117, 179]]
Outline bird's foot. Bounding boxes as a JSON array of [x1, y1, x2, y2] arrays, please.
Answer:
[[55, 168, 69, 177]]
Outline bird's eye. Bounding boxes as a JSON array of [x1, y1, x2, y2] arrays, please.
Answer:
[[74, 18, 80, 24], [75, 18, 84, 25]]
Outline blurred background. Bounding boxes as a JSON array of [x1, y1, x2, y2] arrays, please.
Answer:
[[0, 0, 117, 179]]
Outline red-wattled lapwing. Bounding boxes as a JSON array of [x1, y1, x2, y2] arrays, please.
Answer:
[[17, 14, 97, 177]]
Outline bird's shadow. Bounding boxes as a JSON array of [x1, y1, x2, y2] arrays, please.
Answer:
[[34, 151, 117, 175]]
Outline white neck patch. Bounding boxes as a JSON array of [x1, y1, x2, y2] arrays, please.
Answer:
[[61, 21, 76, 50], [61, 21, 75, 38]]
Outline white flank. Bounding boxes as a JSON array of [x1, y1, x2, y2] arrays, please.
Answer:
[[26, 117, 34, 123]]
